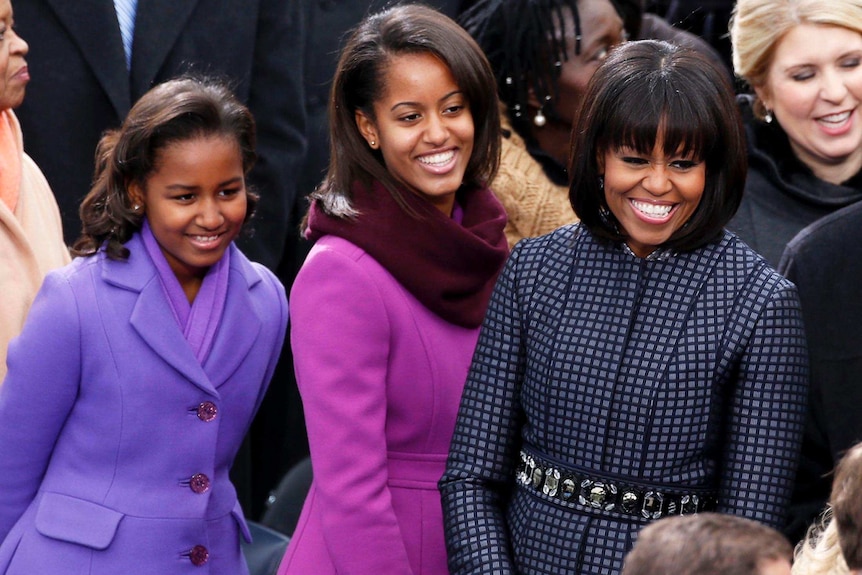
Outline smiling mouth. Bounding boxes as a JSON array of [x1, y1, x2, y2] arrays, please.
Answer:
[[817, 110, 852, 126], [631, 199, 674, 218], [189, 233, 223, 245], [418, 150, 455, 167]]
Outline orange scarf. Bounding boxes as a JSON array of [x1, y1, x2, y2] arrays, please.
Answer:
[[0, 109, 21, 213]]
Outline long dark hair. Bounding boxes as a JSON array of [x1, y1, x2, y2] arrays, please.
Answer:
[[310, 3, 500, 222], [72, 76, 258, 260]]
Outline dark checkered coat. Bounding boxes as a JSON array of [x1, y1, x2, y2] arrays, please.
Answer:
[[440, 224, 809, 575]]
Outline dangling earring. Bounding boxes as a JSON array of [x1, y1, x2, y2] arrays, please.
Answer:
[[598, 175, 604, 190], [533, 108, 546, 128], [764, 110, 773, 124]]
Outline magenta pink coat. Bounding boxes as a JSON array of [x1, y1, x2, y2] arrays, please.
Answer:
[[278, 235, 480, 575]]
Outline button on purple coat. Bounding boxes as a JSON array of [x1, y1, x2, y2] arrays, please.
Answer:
[[0, 233, 288, 574]]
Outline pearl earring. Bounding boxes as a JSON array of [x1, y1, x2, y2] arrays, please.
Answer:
[[764, 110, 773, 124], [370, 140, 376, 148], [533, 108, 546, 128]]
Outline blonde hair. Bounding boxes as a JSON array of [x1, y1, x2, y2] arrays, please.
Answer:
[[794, 444, 862, 575], [729, 0, 862, 117], [794, 511, 851, 575]]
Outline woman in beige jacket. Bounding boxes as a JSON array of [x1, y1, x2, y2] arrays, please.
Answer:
[[0, 0, 69, 383]]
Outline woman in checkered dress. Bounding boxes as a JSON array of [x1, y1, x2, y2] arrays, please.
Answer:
[[440, 40, 809, 575]]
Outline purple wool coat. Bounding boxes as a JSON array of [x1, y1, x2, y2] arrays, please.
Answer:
[[278, 235, 481, 575], [0, 233, 288, 574]]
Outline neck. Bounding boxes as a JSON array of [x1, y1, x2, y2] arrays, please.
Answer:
[[790, 139, 862, 185]]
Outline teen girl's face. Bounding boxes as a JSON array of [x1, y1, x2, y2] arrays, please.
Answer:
[[601, 137, 705, 258], [130, 135, 247, 294], [0, 0, 30, 111], [355, 51, 474, 216], [757, 23, 862, 182]]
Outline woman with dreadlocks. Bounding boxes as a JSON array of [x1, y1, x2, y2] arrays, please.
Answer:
[[460, 0, 624, 247]]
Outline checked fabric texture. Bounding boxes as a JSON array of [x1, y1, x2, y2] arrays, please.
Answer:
[[440, 224, 809, 575]]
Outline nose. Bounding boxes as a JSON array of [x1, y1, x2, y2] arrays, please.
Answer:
[[423, 113, 449, 145], [642, 164, 672, 196], [11, 29, 29, 57], [197, 198, 224, 229], [820, 69, 849, 103]]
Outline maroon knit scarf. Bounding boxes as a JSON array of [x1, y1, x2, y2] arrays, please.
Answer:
[[306, 180, 509, 328]]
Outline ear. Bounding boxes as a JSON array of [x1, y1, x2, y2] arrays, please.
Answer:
[[753, 84, 771, 112], [526, 85, 542, 110], [355, 110, 379, 149], [128, 180, 145, 211]]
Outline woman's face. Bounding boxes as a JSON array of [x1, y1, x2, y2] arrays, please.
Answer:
[[551, 0, 625, 125], [355, 52, 474, 216], [0, 0, 29, 110], [601, 138, 706, 258], [757, 23, 862, 180]]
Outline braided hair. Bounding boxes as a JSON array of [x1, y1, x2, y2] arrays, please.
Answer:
[[459, 0, 585, 139]]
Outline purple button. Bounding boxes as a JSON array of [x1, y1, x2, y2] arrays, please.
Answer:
[[189, 473, 210, 494], [196, 402, 217, 422], [188, 545, 209, 566]]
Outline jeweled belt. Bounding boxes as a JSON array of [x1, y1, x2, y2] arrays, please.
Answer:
[[516, 447, 718, 520]]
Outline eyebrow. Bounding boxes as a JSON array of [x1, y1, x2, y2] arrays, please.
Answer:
[[390, 90, 463, 112], [165, 176, 244, 191]]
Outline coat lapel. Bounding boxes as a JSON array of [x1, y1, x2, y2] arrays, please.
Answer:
[[44, 0, 131, 118], [204, 245, 263, 388], [102, 235, 216, 395], [130, 0, 200, 96]]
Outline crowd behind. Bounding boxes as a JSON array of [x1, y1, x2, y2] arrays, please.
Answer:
[[1, 0, 862, 574]]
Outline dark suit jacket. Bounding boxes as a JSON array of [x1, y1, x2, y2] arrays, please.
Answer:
[[779, 202, 862, 541], [16, 0, 306, 271]]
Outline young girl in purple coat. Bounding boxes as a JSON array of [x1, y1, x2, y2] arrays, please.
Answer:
[[0, 76, 287, 574]]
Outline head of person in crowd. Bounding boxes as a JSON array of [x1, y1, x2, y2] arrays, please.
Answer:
[[71, 76, 259, 265], [460, 0, 625, 169], [622, 513, 793, 575], [312, 3, 500, 220], [0, 0, 28, 112], [568, 39, 745, 257], [794, 442, 862, 575], [730, 0, 862, 185]]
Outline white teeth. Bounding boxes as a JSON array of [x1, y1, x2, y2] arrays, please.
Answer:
[[418, 151, 454, 166], [191, 235, 219, 243], [819, 111, 851, 124], [631, 199, 672, 218]]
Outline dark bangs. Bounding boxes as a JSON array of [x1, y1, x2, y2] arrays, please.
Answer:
[[595, 65, 719, 165], [571, 41, 745, 252]]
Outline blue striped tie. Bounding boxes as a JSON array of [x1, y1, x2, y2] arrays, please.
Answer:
[[114, 0, 138, 69]]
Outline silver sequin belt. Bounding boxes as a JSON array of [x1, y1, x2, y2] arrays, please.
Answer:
[[516, 447, 718, 520]]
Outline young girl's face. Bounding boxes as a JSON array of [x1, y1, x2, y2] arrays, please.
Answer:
[[131, 135, 247, 288]]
